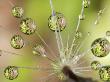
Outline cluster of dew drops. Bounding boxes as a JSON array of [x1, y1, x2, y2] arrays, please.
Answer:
[[3, 2, 67, 81], [2, 0, 110, 82]]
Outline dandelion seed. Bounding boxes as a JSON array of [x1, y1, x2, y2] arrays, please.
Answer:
[[4, 66, 19, 80], [32, 44, 46, 57], [99, 66, 110, 81], [20, 18, 37, 35], [12, 6, 24, 18], [48, 12, 66, 32], [10, 35, 24, 49], [91, 38, 110, 57], [91, 61, 101, 70]]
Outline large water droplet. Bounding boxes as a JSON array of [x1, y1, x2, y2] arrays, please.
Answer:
[[20, 18, 37, 35], [91, 38, 110, 57], [48, 12, 66, 32]]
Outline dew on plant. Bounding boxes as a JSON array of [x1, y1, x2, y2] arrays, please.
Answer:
[[91, 38, 110, 57], [4, 66, 19, 80], [99, 66, 110, 81], [32, 44, 47, 57], [0, 0, 109, 82], [91, 61, 101, 70], [10, 35, 24, 49], [20, 18, 37, 35], [48, 12, 66, 32], [12, 6, 24, 18]]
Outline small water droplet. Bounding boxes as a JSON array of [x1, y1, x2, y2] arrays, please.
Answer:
[[32, 44, 46, 57], [12, 6, 24, 18], [10, 35, 24, 49], [4, 66, 19, 80], [91, 61, 101, 70], [79, 14, 85, 20]]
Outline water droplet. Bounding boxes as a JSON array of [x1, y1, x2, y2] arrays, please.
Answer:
[[48, 12, 66, 32], [99, 66, 110, 81], [10, 35, 24, 49], [91, 38, 110, 57], [83, 0, 90, 8], [75, 31, 82, 39], [12, 6, 24, 18], [106, 31, 110, 37], [20, 18, 37, 35], [32, 44, 46, 57], [79, 14, 85, 20], [91, 61, 101, 70], [4, 66, 19, 80]]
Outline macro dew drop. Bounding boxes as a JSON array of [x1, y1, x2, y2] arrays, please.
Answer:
[[10, 35, 24, 49], [91, 61, 101, 70], [12, 6, 24, 18], [91, 38, 110, 57], [32, 44, 46, 57], [99, 66, 110, 81], [4, 66, 19, 80], [48, 12, 66, 32], [20, 18, 37, 35]]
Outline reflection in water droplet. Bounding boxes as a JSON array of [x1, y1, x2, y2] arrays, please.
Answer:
[[91, 38, 110, 57], [4, 66, 19, 80]]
